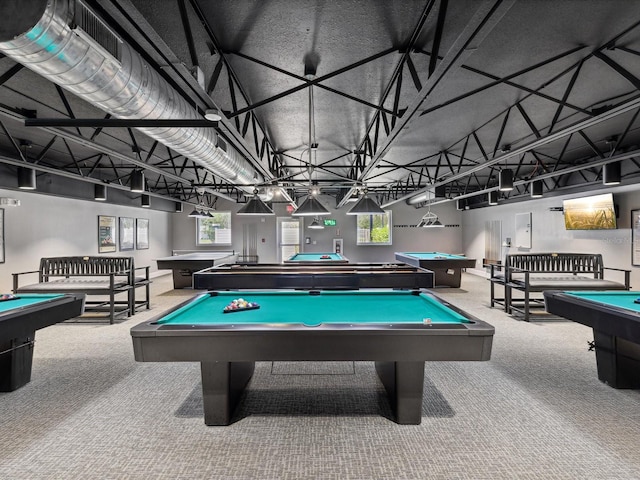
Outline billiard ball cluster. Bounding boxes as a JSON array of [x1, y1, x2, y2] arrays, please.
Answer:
[[223, 298, 259, 312], [0, 294, 18, 302]]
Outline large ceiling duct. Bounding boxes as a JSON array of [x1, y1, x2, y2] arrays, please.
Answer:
[[0, 0, 259, 187]]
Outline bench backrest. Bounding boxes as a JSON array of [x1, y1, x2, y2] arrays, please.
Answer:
[[505, 253, 603, 277], [39, 256, 133, 282]]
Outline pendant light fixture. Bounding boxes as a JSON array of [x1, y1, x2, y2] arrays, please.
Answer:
[[346, 186, 385, 215], [292, 78, 330, 217], [17, 167, 36, 190], [488, 191, 499, 205], [175, 202, 183, 213], [237, 189, 274, 215], [530, 180, 543, 198], [416, 203, 444, 228], [308, 217, 324, 229], [141, 194, 150, 208], [130, 169, 145, 192], [499, 169, 514, 191], [94, 184, 107, 201], [603, 162, 621, 185]]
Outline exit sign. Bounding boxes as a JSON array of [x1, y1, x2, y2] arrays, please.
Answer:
[[323, 219, 337, 226]]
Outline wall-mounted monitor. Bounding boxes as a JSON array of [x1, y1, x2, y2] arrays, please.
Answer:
[[563, 193, 617, 230]]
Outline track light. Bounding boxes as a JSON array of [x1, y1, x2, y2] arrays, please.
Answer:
[[130, 170, 145, 192], [94, 184, 107, 201], [530, 180, 543, 198], [17, 167, 36, 190], [499, 169, 514, 191], [603, 162, 621, 185]]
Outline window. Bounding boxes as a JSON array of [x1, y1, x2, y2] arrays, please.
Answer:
[[196, 212, 232, 245], [356, 211, 392, 245]]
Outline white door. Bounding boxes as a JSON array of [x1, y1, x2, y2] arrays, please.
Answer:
[[277, 217, 301, 262]]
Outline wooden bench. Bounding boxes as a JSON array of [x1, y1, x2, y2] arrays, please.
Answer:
[[489, 253, 630, 321], [12, 256, 151, 324]]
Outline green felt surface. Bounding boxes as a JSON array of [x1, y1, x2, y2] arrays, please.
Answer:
[[0, 294, 65, 313], [287, 253, 345, 261], [157, 291, 470, 327], [402, 252, 467, 260], [565, 291, 640, 313]]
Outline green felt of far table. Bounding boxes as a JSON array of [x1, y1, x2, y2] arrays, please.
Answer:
[[0, 293, 65, 313], [283, 252, 348, 263], [563, 291, 640, 313], [155, 290, 470, 327], [399, 252, 468, 260]]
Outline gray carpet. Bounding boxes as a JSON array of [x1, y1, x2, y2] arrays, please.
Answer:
[[1, 273, 640, 479]]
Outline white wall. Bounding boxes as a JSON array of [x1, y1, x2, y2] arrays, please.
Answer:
[[171, 194, 465, 264], [461, 185, 640, 287], [0, 188, 172, 292]]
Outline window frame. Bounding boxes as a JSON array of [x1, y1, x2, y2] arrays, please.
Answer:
[[355, 210, 393, 246], [196, 212, 232, 246]]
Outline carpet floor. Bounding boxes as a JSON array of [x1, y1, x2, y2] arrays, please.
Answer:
[[1, 273, 639, 479]]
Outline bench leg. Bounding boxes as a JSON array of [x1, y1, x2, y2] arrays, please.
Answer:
[[490, 281, 495, 307], [523, 288, 529, 322], [109, 290, 115, 325]]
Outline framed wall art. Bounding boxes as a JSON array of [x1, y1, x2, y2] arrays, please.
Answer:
[[136, 218, 149, 250], [98, 215, 117, 253], [119, 217, 135, 251]]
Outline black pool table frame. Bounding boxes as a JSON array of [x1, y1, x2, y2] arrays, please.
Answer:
[[193, 263, 435, 290], [394, 253, 477, 288], [0, 293, 85, 391], [544, 290, 640, 388], [131, 291, 494, 426]]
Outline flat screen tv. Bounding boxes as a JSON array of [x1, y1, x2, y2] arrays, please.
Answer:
[[563, 193, 617, 230]]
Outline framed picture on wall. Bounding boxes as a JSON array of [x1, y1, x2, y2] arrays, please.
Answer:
[[136, 218, 149, 250], [119, 217, 135, 251], [98, 215, 117, 253], [632, 210, 640, 266], [0, 208, 4, 263]]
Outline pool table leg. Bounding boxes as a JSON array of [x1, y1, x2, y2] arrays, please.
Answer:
[[375, 361, 425, 424], [200, 361, 255, 425], [0, 334, 35, 392], [593, 331, 640, 389]]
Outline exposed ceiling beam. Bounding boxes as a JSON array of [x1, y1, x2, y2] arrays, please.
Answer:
[[383, 95, 640, 207]]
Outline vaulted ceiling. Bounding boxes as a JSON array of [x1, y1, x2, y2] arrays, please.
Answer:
[[1, 0, 640, 211]]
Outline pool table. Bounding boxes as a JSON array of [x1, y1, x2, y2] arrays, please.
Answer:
[[131, 290, 494, 425], [544, 290, 640, 389], [193, 263, 434, 290], [0, 293, 85, 391], [395, 252, 477, 288], [156, 252, 238, 289], [283, 252, 349, 264]]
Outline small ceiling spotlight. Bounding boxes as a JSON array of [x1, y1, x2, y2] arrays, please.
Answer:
[[204, 108, 222, 121]]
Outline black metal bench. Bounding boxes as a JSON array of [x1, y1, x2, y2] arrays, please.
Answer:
[[12, 256, 150, 324], [489, 253, 630, 321]]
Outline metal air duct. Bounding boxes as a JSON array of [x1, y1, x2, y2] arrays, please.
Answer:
[[0, 0, 258, 186]]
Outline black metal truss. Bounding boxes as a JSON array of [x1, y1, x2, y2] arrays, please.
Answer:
[[374, 15, 640, 207]]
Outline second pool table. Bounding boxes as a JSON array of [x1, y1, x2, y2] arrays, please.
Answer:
[[395, 252, 477, 288], [1, 293, 85, 391], [131, 290, 494, 425], [544, 290, 640, 388], [284, 252, 349, 264]]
